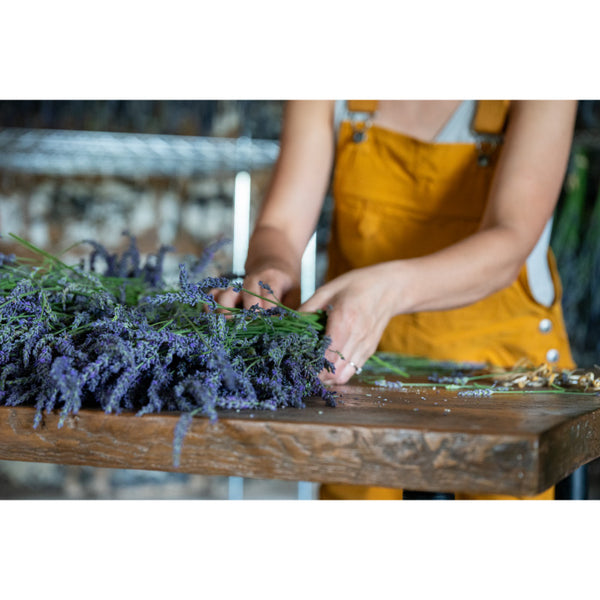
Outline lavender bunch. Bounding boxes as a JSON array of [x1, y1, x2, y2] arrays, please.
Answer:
[[0, 233, 335, 466]]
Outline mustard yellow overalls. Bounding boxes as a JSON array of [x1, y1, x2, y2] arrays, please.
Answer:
[[320, 100, 575, 500]]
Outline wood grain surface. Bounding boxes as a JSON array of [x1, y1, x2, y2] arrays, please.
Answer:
[[2, 381, 600, 495]]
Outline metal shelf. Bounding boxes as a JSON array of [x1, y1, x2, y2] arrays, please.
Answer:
[[0, 128, 280, 178]]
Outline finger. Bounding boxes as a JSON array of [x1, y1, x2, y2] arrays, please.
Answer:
[[321, 364, 353, 385], [281, 285, 301, 310], [321, 354, 364, 385], [319, 319, 361, 385], [242, 289, 279, 310], [242, 275, 291, 310], [298, 285, 335, 313], [320, 307, 378, 384], [211, 287, 242, 311], [321, 347, 362, 384]]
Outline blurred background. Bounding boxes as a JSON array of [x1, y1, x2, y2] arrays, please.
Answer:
[[0, 99, 599, 500]]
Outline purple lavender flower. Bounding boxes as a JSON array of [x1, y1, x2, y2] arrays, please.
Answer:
[[0, 253, 16, 267], [200, 277, 231, 290], [172, 412, 193, 468], [190, 237, 231, 277], [1, 233, 337, 465], [143, 245, 174, 288], [116, 231, 141, 278], [258, 280, 274, 295], [83, 239, 119, 275]]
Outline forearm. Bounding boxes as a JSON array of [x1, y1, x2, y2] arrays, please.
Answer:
[[224, 101, 335, 309], [243, 101, 335, 285], [389, 225, 532, 315], [244, 224, 303, 284], [394, 100, 577, 314]]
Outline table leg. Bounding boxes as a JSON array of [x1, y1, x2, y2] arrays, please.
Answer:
[[403, 490, 455, 500], [555, 465, 589, 500]]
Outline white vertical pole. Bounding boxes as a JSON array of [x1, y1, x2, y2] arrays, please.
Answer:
[[231, 183, 318, 500], [232, 171, 251, 276], [300, 231, 317, 303], [228, 170, 252, 500]]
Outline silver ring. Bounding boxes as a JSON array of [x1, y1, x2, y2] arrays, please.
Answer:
[[349, 361, 363, 375]]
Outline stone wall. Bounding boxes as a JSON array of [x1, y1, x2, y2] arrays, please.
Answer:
[[0, 100, 286, 277], [0, 169, 273, 282]]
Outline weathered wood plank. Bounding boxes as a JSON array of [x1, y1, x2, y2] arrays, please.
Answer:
[[2, 383, 600, 495]]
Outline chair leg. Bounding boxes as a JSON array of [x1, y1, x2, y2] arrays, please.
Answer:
[[555, 464, 589, 500]]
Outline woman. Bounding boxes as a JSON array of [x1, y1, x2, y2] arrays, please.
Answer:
[[215, 100, 578, 500]]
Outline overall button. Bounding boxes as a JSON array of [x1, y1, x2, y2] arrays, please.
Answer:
[[546, 349, 560, 363], [539, 318, 553, 333], [352, 129, 366, 143]]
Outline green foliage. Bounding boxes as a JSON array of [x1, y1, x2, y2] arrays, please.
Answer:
[[551, 147, 600, 365]]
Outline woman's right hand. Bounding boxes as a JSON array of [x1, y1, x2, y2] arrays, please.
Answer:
[[212, 267, 300, 311]]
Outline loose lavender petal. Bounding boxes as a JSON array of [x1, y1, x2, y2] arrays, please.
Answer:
[[172, 412, 193, 468], [457, 389, 494, 397]]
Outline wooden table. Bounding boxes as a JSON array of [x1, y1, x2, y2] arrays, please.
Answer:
[[2, 380, 600, 496]]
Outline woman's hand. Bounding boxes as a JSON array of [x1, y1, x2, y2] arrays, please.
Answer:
[[211, 267, 300, 311], [300, 263, 402, 385]]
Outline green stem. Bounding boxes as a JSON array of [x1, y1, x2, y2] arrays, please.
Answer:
[[365, 354, 410, 377], [9, 233, 74, 272]]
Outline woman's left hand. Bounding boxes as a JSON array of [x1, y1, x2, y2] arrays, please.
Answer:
[[299, 263, 401, 384]]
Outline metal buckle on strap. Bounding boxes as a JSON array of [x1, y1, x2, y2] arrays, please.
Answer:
[[470, 103, 505, 167], [475, 137, 500, 167], [350, 114, 372, 143]]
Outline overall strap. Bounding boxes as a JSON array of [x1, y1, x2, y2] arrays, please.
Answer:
[[471, 100, 511, 166], [347, 100, 378, 113], [341, 100, 379, 142], [471, 100, 511, 135]]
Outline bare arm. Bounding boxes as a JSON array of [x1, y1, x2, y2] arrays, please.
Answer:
[[301, 100, 578, 383], [214, 100, 335, 309]]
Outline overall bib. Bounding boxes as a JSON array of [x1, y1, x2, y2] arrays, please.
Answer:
[[320, 100, 574, 500]]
